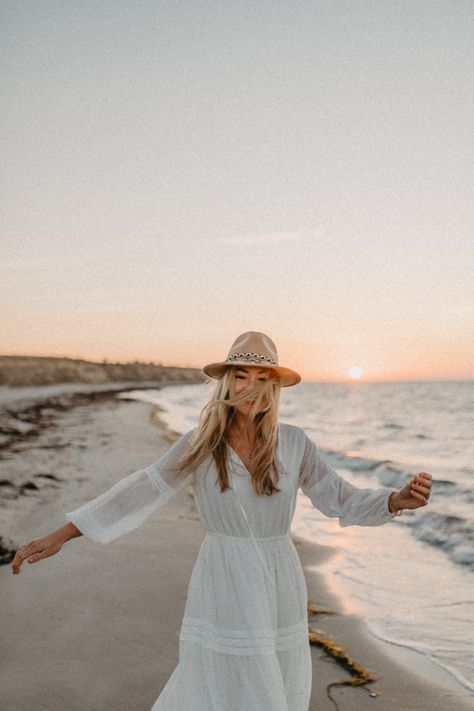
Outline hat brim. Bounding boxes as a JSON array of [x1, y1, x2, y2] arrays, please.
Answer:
[[202, 361, 301, 387]]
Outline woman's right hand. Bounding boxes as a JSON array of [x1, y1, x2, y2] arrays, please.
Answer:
[[11, 523, 79, 575]]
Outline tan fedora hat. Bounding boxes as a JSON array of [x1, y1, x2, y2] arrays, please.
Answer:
[[203, 331, 301, 387]]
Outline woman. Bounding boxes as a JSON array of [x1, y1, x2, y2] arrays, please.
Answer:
[[11, 331, 432, 710]]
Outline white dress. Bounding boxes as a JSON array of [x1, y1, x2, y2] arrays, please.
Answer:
[[66, 422, 399, 711]]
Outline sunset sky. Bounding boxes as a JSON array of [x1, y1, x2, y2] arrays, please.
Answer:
[[2, 2, 473, 382]]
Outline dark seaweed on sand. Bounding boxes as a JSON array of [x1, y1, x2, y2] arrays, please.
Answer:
[[308, 601, 379, 711]]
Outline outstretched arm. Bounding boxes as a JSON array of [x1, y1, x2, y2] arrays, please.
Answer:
[[11, 428, 197, 574], [64, 428, 197, 543], [298, 432, 432, 527]]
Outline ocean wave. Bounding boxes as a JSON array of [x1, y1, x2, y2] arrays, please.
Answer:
[[325, 450, 409, 487], [333, 451, 462, 493], [410, 512, 474, 571], [323, 447, 474, 571], [328, 450, 394, 473]]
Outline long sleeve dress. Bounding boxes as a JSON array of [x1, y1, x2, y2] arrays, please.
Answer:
[[65, 422, 400, 711]]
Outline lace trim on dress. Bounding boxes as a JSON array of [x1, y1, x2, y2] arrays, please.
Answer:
[[180, 616, 309, 655]]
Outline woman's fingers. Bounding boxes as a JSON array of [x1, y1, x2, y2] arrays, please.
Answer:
[[411, 490, 428, 504], [407, 472, 432, 506], [11, 537, 58, 574], [415, 473, 432, 488], [12, 544, 38, 574], [27, 547, 56, 564], [411, 481, 431, 496], [11, 541, 34, 571]]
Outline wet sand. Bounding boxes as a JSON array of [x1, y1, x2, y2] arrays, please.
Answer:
[[1, 390, 472, 710]]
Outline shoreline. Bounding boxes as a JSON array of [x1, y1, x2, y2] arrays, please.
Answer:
[[0, 381, 187, 563], [1, 389, 472, 709], [296, 534, 474, 707], [0, 380, 193, 453]]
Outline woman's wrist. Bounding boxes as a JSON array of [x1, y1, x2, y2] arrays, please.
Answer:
[[56, 521, 83, 543], [388, 491, 403, 515]]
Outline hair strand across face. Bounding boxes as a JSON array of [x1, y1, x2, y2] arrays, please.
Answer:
[[167, 366, 282, 496]]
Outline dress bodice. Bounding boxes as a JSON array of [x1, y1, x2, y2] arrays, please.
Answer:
[[193, 431, 298, 539]]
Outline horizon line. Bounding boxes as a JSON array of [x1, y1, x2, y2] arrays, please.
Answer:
[[0, 353, 472, 385]]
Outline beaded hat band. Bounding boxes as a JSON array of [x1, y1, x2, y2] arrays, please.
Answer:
[[203, 331, 301, 387]]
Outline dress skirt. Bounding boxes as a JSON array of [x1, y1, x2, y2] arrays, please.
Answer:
[[151, 531, 313, 711]]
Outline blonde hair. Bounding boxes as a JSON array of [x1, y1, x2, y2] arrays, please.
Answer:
[[172, 366, 282, 496]]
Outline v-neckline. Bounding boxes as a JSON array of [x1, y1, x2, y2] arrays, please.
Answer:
[[228, 424, 282, 478], [228, 446, 254, 476]]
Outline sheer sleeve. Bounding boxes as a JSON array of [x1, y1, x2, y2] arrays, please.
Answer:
[[298, 432, 399, 527], [65, 428, 197, 545]]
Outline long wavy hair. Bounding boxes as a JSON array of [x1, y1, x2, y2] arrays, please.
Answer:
[[171, 365, 282, 496]]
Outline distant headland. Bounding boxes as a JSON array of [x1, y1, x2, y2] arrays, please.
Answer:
[[0, 355, 205, 388]]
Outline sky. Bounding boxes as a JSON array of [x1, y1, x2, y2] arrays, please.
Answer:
[[1, 1, 473, 382]]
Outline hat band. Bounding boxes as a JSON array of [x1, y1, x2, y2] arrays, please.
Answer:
[[225, 352, 277, 366]]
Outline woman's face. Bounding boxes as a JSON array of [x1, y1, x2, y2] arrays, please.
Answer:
[[230, 366, 271, 417]]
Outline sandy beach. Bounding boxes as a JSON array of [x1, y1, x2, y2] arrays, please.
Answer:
[[1, 389, 472, 711]]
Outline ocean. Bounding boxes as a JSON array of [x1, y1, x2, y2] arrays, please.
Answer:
[[120, 380, 474, 695]]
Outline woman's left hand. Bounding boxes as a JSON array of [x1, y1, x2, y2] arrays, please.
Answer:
[[393, 472, 432, 512]]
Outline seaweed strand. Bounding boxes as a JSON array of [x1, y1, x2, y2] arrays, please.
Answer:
[[307, 601, 379, 711]]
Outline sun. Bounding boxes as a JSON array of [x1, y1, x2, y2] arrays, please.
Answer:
[[348, 366, 363, 380]]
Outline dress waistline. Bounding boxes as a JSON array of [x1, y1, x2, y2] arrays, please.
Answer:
[[206, 531, 290, 541]]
